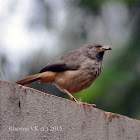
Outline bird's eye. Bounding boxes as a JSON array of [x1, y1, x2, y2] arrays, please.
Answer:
[[96, 45, 101, 48], [93, 47, 96, 50]]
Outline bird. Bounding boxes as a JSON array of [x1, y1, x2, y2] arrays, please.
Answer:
[[16, 43, 111, 106]]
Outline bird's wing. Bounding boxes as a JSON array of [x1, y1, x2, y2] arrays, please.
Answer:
[[39, 50, 83, 73], [39, 62, 78, 73]]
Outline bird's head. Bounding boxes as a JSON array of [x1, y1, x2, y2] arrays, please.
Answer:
[[81, 43, 112, 61]]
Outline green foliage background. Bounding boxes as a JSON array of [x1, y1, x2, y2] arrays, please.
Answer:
[[74, 0, 140, 119]]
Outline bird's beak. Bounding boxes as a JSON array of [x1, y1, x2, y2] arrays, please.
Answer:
[[100, 46, 112, 52]]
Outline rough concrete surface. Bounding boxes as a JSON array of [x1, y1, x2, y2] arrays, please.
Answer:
[[0, 80, 140, 140]]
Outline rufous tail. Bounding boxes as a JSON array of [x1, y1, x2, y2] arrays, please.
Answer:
[[15, 72, 56, 86], [16, 74, 40, 86]]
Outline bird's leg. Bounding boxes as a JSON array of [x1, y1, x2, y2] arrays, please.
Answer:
[[63, 89, 96, 107], [63, 89, 79, 102]]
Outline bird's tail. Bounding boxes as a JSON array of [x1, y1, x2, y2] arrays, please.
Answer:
[[16, 74, 40, 86], [15, 72, 56, 86]]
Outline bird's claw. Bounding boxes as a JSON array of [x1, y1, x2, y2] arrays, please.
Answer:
[[76, 101, 96, 107]]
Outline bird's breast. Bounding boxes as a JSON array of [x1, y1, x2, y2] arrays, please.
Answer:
[[54, 62, 103, 94], [90, 64, 103, 80]]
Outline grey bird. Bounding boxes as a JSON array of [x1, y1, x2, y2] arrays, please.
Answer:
[[16, 43, 112, 106]]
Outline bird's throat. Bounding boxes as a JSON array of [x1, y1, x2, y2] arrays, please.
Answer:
[[96, 51, 104, 61]]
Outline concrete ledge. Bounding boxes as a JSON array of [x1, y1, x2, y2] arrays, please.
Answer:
[[0, 80, 140, 140]]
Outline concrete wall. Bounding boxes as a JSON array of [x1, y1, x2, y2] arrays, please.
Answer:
[[0, 80, 140, 140]]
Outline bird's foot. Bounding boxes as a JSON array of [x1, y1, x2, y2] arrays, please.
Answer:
[[63, 89, 96, 107], [75, 100, 96, 107]]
